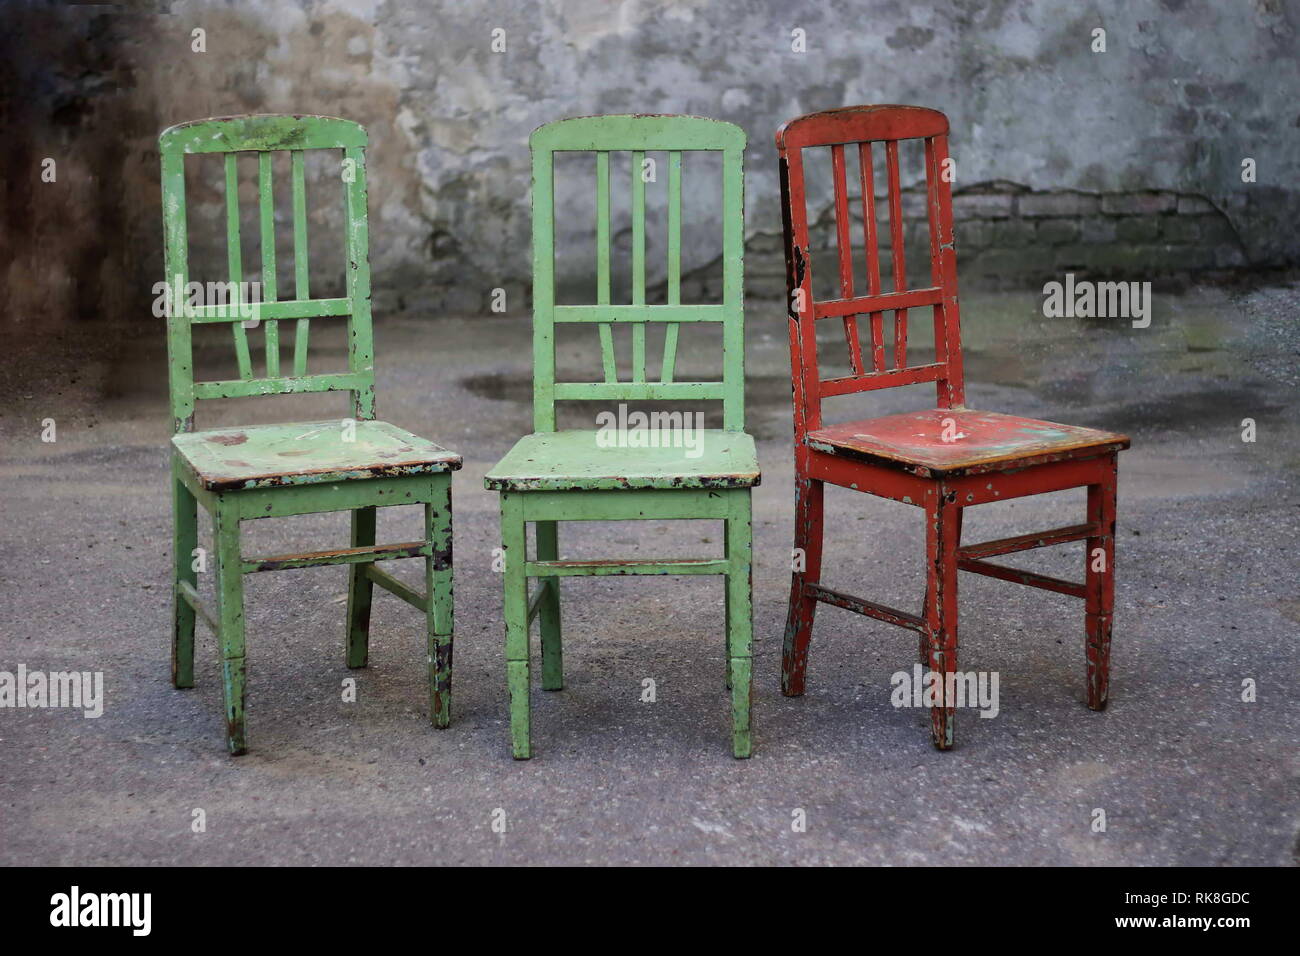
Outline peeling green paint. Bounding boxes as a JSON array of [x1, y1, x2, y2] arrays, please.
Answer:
[[161, 115, 459, 755], [490, 115, 756, 759]]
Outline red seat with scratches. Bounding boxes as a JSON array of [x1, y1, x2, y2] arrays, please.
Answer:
[[776, 105, 1129, 748]]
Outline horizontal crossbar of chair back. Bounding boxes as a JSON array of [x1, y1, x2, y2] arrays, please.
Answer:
[[530, 115, 747, 431], [159, 114, 374, 432], [776, 105, 965, 431]]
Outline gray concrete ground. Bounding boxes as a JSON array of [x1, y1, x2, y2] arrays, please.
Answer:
[[1, 279, 1297, 865]]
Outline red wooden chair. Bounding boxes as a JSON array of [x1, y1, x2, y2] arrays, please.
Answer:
[[776, 105, 1129, 749]]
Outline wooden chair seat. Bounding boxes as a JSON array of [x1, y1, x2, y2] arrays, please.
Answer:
[[485, 430, 759, 492], [173, 420, 461, 491], [806, 409, 1128, 478]]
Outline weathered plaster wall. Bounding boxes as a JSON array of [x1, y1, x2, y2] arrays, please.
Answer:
[[5, 0, 1297, 334]]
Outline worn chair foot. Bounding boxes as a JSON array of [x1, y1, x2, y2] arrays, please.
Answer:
[[1087, 680, 1109, 711], [507, 659, 531, 759], [225, 721, 248, 756], [929, 710, 955, 751], [780, 611, 813, 698], [221, 655, 248, 756], [429, 639, 452, 728], [729, 657, 753, 759], [779, 628, 809, 697]]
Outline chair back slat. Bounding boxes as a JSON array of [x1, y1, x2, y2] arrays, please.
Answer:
[[661, 150, 683, 383], [530, 115, 747, 432], [883, 139, 908, 369], [776, 105, 965, 436], [594, 151, 617, 382], [290, 149, 311, 374], [223, 153, 254, 380], [857, 143, 886, 371], [257, 152, 280, 377], [159, 114, 375, 432], [666, 151, 683, 305], [630, 149, 648, 382], [830, 144, 864, 374]]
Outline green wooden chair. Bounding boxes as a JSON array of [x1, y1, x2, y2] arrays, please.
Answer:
[[486, 115, 759, 759], [160, 115, 461, 755]]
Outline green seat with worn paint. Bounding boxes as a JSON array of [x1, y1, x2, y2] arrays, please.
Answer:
[[485, 114, 759, 759], [159, 114, 460, 755], [174, 420, 459, 491], [484, 429, 759, 492]]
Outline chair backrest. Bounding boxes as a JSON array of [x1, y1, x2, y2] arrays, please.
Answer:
[[529, 115, 747, 432], [158, 114, 374, 433], [776, 105, 965, 437]]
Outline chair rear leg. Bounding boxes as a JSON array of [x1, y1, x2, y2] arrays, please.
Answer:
[[427, 480, 454, 728], [536, 520, 563, 691], [782, 476, 824, 696], [1086, 460, 1118, 710], [345, 506, 377, 668], [726, 492, 755, 758], [213, 502, 248, 755], [172, 465, 198, 689], [501, 494, 532, 758], [924, 493, 961, 750]]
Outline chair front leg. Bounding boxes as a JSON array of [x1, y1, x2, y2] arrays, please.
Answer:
[[345, 506, 377, 668], [920, 507, 962, 666], [726, 490, 754, 759], [213, 500, 248, 755], [535, 520, 563, 691], [1086, 458, 1118, 710], [427, 478, 454, 728], [501, 493, 532, 758], [782, 474, 824, 696], [172, 462, 198, 690], [924, 490, 961, 751]]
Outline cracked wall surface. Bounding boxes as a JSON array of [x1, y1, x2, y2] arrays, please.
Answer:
[[4, 0, 1297, 334]]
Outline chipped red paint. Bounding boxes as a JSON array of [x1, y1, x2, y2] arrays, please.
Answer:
[[776, 105, 1128, 750], [1085, 455, 1119, 710], [957, 523, 1098, 560]]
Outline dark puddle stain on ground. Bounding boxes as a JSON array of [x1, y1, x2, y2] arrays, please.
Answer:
[[461, 372, 530, 403], [1083, 385, 1286, 433], [3, 443, 164, 470]]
